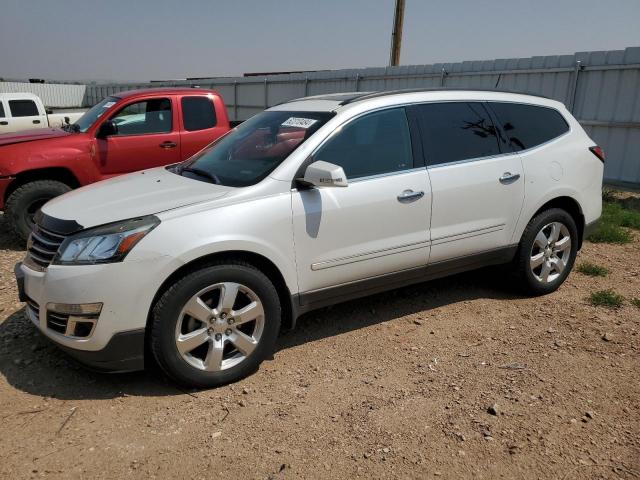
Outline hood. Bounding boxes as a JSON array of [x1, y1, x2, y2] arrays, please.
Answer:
[[0, 128, 72, 147], [42, 167, 231, 229]]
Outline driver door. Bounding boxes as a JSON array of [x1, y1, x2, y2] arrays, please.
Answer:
[[94, 97, 181, 175], [292, 107, 432, 303]]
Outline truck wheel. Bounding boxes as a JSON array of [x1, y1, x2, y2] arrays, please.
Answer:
[[512, 208, 578, 296], [150, 261, 281, 388], [5, 180, 72, 241]]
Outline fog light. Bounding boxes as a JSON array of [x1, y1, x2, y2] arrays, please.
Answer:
[[46, 302, 103, 316]]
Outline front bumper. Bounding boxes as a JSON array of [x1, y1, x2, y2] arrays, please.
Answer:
[[14, 259, 163, 372]]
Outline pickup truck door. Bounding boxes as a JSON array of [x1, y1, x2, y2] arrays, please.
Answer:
[[94, 97, 181, 176], [0, 100, 9, 134], [178, 95, 229, 159], [291, 107, 431, 304], [5, 98, 47, 133]]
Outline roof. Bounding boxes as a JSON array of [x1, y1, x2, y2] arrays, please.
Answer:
[[112, 87, 219, 99]]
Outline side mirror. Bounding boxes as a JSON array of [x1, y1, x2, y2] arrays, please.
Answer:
[[97, 119, 118, 138], [298, 160, 348, 188], [45, 108, 53, 115]]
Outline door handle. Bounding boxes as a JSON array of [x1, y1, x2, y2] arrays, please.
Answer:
[[159, 141, 177, 149], [33, 120, 41, 124], [499, 172, 521, 184], [0, 121, 7, 126], [397, 189, 425, 202]]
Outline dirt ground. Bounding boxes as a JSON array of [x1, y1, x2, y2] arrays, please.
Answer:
[[0, 212, 638, 480]]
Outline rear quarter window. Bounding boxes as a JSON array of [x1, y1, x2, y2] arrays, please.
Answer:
[[182, 96, 217, 131], [489, 102, 569, 151]]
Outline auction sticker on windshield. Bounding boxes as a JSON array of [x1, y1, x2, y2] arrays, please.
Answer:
[[281, 117, 318, 129]]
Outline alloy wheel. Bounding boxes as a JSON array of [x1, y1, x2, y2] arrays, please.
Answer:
[[174, 282, 265, 371], [529, 221, 572, 283]]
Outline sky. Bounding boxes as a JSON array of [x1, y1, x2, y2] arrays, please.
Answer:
[[1, 0, 639, 82]]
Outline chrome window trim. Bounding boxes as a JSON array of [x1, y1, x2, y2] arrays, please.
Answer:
[[302, 97, 572, 179]]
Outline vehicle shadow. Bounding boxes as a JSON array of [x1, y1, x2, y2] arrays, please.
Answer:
[[0, 267, 522, 401], [277, 267, 522, 352]]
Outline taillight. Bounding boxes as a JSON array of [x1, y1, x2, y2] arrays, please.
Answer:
[[589, 146, 605, 162]]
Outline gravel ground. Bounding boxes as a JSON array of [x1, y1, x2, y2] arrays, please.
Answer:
[[0, 212, 639, 479]]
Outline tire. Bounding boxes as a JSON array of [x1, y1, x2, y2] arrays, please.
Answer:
[[5, 180, 71, 241], [150, 261, 281, 388], [513, 208, 578, 296]]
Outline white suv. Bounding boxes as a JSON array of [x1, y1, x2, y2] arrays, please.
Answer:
[[15, 89, 604, 387]]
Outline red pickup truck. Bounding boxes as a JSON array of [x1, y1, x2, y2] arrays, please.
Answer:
[[0, 87, 232, 240]]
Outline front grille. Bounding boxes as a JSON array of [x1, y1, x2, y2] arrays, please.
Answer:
[[25, 296, 40, 321], [26, 224, 67, 270]]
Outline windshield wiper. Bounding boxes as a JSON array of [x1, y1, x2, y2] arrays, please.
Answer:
[[179, 166, 221, 185]]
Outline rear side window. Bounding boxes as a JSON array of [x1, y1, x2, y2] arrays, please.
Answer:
[[0, 102, 5, 118], [411, 102, 501, 166], [314, 107, 413, 179], [489, 102, 569, 151], [182, 96, 217, 131], [9, 99, 39, 117]]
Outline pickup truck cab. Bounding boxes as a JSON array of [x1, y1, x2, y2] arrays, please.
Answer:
[[0, 93, 86, 134], [0, 88, 231, 240]]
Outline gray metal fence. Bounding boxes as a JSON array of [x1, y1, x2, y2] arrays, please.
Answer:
[[78, 46, 640, 188]]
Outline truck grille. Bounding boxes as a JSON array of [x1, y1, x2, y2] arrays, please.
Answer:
[[25, 224, 67, 270]]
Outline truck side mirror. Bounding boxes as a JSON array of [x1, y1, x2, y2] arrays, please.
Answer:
[[297, 160, 348, 188], [97, 120, 118, 138], [45, 108, 53, 115]]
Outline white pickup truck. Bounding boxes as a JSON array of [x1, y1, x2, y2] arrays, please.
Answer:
[[0, 93, 86, 134]]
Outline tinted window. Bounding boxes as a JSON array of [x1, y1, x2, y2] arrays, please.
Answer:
[[9, 99, 39, 117], [182, 96, 217, 131], [490, 102, 569, 151], [413, 102, 501, 165], [314, 108, 413, 179], [0, 102, 4, 118], [110, 98, 172, 135]]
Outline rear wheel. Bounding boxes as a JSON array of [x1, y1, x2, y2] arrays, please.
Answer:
[[4, 180, 71, 241], [150, 262, 281, 388], [513, 208, 578, 295]]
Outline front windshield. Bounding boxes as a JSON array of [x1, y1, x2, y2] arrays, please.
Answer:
[[73, 96, 119, 132], [176, 110, 334, 187]]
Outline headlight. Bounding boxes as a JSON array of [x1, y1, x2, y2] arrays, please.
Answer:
[[53, 216, 160, 265]]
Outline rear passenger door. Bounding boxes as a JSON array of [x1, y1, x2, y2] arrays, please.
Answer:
[[7, 98, 47, 132], [179, 95, 229, 159], [410, 102, 525, 264]]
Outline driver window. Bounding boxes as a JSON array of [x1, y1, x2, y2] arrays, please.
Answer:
[[110, 98, 172, 135], [313, 107, 413, 180]]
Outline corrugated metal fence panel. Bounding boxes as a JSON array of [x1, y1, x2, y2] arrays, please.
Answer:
[[0, 82, 86, 108], [26, 46, 640, 187]]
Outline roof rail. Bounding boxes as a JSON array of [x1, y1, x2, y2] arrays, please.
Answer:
[[338, 87, 553, 105]]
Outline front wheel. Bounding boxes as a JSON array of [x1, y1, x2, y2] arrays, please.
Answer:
[[513, 208, 578, 296], [150, 262, 281, 388], [4, 180, 72, 241]]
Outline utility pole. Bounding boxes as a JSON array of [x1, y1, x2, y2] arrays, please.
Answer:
[[389, 0, 406, 66]]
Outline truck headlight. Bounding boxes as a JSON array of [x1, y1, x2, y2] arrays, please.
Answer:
[[53, 216, 160, 265]]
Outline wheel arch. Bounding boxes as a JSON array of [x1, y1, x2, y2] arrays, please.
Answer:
[[530, 196, 585, 249], [146, 250, 295, 344], [4, 167, 80, 204]]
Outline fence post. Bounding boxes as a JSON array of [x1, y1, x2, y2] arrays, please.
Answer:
[[440, 67, 447, 87], [264, 78, 268, 108], [233, 81, 238, 121], [304, 76, 309, 96], [569, 60, 583, 113], [355, 73, 360, 92]]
